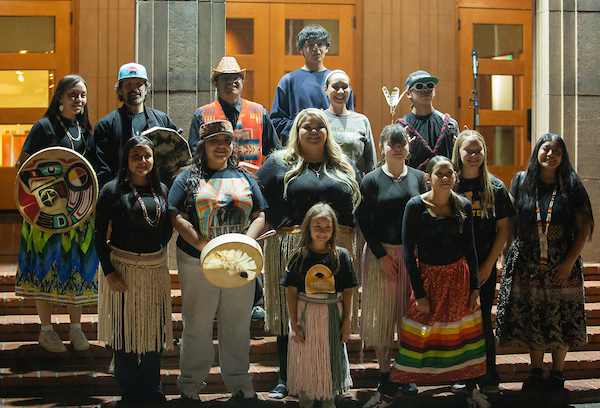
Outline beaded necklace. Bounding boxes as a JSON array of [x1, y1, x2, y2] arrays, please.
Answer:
[[58, 116, 87, 155], [535, 184, 558, 265], [129, 181, 162, 227]]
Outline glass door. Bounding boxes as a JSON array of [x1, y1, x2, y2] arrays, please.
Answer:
[[458, 8, 532, 186], [0, 1, 72, 209]]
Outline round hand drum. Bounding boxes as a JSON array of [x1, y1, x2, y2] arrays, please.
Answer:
[[200, 233, 263, 288], [14, 146, 98, 233]]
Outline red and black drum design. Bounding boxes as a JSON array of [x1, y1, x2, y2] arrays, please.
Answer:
[[14, 147, 98, 233]]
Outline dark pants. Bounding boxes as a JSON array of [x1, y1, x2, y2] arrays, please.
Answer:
[[114, 349, 165, 403], [479, 264, 500, 385]]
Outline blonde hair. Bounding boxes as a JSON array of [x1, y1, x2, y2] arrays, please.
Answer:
[[272, 108, 361, 209], [452, 129, 496, 218]]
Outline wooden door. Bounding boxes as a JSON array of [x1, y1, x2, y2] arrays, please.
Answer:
[[458, 8, 532, 186], [226, 3, 271, 109], [0, 0, 72, 209], [227, 1, 357, 113]]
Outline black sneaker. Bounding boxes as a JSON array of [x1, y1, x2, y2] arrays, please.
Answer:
[[521, 373, 545, 392], [233, 390, 258, 407]]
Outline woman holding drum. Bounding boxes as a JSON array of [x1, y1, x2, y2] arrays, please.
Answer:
[[15, 75, 98, 353], [168, 120, 267, 405], [256, 108, 361, 399]]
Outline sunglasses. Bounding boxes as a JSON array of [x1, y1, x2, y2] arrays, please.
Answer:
[[410, 81, 436, 91]]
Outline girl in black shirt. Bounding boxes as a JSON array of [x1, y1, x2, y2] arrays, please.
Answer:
[[359, 125, 425, 406], [96, 135, 173, 405]]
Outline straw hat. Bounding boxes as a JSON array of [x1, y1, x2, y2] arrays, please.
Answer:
[[211, 57, 246, 82]]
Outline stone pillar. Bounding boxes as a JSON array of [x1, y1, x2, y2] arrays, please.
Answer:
[[136, 0, 226, 269], [533, 0, 600, 261], [136, 0, 225, 138]]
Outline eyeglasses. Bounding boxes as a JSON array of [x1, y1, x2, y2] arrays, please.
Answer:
[[410, 81, 436, 91], [304, 41, 327, 49]]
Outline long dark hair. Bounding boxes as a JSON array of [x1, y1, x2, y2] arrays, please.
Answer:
[[116, 135, 167, 200], [286, 202, 342, 275], [514, 133, 593, 239], [425, 155, 467, 232], [45, 75, 91, 131], [183, 136, 245, 211]]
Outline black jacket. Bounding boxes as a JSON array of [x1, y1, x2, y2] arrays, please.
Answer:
[[94, 104, 177, 186]]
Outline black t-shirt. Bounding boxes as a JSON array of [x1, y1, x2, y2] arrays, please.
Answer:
[[280, 248, 358, 293], [95, 180, 173, 275], [256, 156, 359, 229], [168, 167, 268, 258], [401, 110, 457, 170], [358, 167, 427, 258], [402, 195, 479, 299], [456, 175, 515, 263], [22, 116, 96, 168]]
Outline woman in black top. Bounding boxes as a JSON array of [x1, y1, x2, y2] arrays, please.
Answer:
[[359, 124, 425, 406], [256, 108, 361, 398], [15, 75, 98, 353], [496, 134, 593, 393], [95, 135, 173, 405], [372, 156, 486, 408]]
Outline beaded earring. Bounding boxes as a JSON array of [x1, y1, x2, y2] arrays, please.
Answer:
[[59, 104, 64, 112]]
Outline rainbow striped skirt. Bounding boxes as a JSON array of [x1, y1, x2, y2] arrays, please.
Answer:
[[390, 258, 486, 384]]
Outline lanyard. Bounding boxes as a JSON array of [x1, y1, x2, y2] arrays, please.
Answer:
[[535, 185, 558, 265]]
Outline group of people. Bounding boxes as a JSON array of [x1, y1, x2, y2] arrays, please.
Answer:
[[13, 22, 594, 408]]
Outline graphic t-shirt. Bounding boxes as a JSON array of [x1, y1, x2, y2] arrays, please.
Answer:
[[280, 248, 358, 294], [168, 167, 268, 258], [455, 175, 515, 263]]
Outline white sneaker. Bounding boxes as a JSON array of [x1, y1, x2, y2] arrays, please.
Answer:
[[466, 389, 491, 408], [69, 327, 90, 351], [39, 330, 67, 352], [362, 391, 394, 408]]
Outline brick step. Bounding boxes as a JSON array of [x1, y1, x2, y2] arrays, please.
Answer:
[[3, 350, 600, 398], [5, 384, 600, 408], [0, 313, 271, 342], [0, 335, 376, 366], [0, 289, 184, 315], [3, 264, 600, 292], [3, 282, 600, 316]]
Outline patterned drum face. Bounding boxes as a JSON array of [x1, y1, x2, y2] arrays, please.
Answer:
[[142, 126, 191, 187], [15, 147, 98, 233]]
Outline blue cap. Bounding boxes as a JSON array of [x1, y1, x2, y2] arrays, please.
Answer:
[[118, 63, 148, 82]]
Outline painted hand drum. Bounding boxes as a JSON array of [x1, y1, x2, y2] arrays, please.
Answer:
[[141, 126, 191, 187], [200, 233, 263, 288], [15, 146, 98, 233]]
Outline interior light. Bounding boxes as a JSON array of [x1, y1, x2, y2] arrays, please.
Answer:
[[16, 71, 23, 75], [19, 50, 28, 54], [18, 75, 24, 82]]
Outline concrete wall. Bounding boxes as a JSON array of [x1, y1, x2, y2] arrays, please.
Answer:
[[533, 0, 600, 261], [137, 0, 225, 140], [136, 0, 226, 268]]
